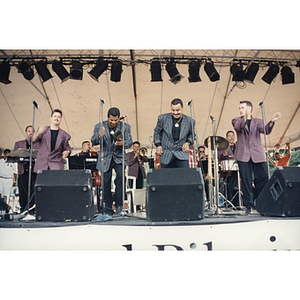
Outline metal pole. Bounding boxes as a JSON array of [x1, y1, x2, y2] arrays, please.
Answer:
[[259, 101, 271, 179], [99, 99, 105, 214]]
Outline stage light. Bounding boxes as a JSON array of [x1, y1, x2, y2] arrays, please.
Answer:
[[188, 60, 201, 83], [244, 62, 259, 84], [204, 60, 220, 82], [35, 61, 53, 82], [88, 59, 108, 82], [52, 60, 70, 83], [262, 63, 279, 84], [166, 61, 183, 84], [230, 63, 244, 81], [110, 60, 122, 82], [0, 60, 12, 84], [281, 66, 295, 84], [70, 61, 83, 80], [150, 60, 162, 82], [18, 60, 34, 80]]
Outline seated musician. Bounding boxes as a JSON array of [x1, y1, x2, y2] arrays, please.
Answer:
[[197, 146, 211, 204], [218, 130, 239, 207], [74, 141, 99, 157]]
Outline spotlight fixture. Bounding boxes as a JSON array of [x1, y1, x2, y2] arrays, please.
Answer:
[[70, 61, 83, 80], [88, 59, 108, 82], [281, 66, 295, 85], [230, 63, 244, 81], [244, 62, 259, 84], [110, 60, 122, 82], [262, 63, 279, 84], [0, 60, 12, 84], [188, 60, 201, 83], [35, 60, 53, 82], [150, 60, 162, 82], [18, 60, 34, 80], [52, 60, 70, 83], [204, 60, 220, 82], [166, 60, 183, 84]]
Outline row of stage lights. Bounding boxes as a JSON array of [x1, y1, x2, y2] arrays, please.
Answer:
[[0, 57, 298, 85]]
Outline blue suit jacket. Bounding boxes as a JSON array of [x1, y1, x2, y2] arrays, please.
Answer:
[[153, 113, 195, 164], [91, 120, 133, 173]]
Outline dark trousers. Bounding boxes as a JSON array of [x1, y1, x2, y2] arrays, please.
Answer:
[[160, 155, 189, 168], [18, 171, 36, 212], [238, 159, 268, 208], [103, 159, 125, 213]]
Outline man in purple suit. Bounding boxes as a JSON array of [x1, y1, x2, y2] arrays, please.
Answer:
[[232, 101, 281, 214], [14, 125, 39, 212], [31, 109, 71, 172], [126, 141, 148, 189]]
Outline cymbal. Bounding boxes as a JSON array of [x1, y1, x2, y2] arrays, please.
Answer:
[[204, 136, 229, 151]]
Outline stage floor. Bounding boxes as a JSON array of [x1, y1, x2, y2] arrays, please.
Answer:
[[1, 207, 300, 250]]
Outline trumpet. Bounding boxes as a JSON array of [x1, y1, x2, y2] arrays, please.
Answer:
[[139, 147, 148, 156]]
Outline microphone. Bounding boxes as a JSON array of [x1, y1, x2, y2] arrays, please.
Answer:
[[258, 101, 263, 106], [210, 115, 215, 121], [120, 115, 126, 120], [32, 100, 39, 109], [100, 99, 105, 104], [187, 100, 193, 106]]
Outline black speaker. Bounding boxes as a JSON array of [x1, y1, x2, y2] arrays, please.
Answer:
[[256, 167, 300, 217], [35, 170, 94, 221], [146, 168, 205, 222]]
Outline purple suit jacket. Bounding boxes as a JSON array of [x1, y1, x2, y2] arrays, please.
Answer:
[[232, 116, 274, 163], [13, 139, 39, 175], [218, 145, 235, 161], [32, 126, 71, 172], [126, 151, 148, 179]]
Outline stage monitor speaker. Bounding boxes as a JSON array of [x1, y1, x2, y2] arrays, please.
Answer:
[[146, 168, 205, 222], [256, 167, 300, 217], [35, 169, 94, 221]]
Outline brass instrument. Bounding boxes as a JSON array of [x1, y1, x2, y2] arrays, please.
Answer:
[[139, 147, 147, 156]]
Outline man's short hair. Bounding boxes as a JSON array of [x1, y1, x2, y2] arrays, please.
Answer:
[[198, 146, 205, 151], [171, 98, 183, 107], [107, 107, 120, 118], [240, 100, 253, 110], [51, 109, 63, 117], [226, 130, 235, 137], [4, 149, 10, 154], [25, 125, 33, 132], [133, 141, 140, 146], [82, 141, 90, 146]]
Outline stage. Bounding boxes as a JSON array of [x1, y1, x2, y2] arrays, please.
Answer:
[[1, 208, 299, 250]]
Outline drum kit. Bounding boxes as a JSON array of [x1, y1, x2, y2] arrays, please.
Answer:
[[203, 135, 242, 213]]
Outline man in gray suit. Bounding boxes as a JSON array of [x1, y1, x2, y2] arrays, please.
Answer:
[[31, 109, 71, 172], [91, 107, 132, 215], [232, 100, 281, 214], [154, 98, 195, 168]]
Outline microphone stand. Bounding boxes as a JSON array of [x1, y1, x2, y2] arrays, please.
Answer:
[[210, 116, 220, 215], [259, 101, 271, 179], [121, 117, 126, 215], [26, 100, 37, 216], [99, 99, 105, 214], [188, 100, 197, 167]]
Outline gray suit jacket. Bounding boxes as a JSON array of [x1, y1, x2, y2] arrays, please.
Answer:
[[153, 113, 195, 164], [91, 120, 133, 173], [32, 126, 71, 172], [232, 116, 274, 163]]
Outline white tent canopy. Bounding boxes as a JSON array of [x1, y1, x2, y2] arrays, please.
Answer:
[[1, 49, 300, 154]]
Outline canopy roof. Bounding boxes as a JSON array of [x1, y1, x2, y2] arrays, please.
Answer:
[[1, 49, 300, 154]]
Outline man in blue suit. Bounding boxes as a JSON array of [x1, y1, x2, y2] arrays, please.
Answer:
[[154, 98, 195, 168], [91, 107, 132, 215]]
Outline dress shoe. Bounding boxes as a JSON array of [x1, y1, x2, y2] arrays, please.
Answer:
[[115, 206, 122, 215], [245, 207, 253, 215]]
